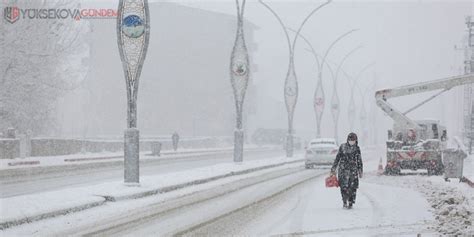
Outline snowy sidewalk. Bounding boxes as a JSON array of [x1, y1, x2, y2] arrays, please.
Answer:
[[364, 155, 474, 236], [0, 155, 304, 230], [220, 174, 435, 236]]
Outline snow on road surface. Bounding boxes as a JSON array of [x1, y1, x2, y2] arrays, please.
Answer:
[[0, 146, 271, 170], [185, 172, 435, 236], [1, 148, 472, 236], [0, 148, 283, 198], [185, 148, 472, 236]]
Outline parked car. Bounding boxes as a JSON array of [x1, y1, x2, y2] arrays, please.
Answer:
[[305, 138, 338, 168], [251, 128, 286, 146]]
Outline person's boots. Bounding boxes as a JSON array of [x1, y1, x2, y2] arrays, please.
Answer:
[[351, 189, 357, 204], [341, 189, 348, 208], [348, 194, 353, 209]]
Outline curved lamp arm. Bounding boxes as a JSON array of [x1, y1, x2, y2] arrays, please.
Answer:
[[291, 0, 332, 55], [321, 29, 358, 71], [259, 0, 292, 61], [287, 28, 320, 71], [335, 45, 364, 84]]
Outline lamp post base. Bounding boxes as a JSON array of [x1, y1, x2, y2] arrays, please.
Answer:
[[124, 182, 141, 187], [286, 134, 293, 157], [234, 129, 244, 163], [124, 128, 140, 184]]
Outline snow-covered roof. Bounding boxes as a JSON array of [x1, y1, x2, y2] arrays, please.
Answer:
[[309, 138, 336, 143]]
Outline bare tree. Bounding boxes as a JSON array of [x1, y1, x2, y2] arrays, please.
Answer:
[[0, 0, 90, 135]]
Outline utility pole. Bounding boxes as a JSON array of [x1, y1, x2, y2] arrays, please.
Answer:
[[461, 16, 474, 154]]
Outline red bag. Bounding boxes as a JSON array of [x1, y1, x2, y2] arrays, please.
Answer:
[[325, 175, 339, 188]]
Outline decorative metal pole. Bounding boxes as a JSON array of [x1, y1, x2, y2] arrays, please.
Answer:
[[333, 45, 363, 142], [356, 81, 373, 144], [371, 73, 378, 146], [345, 63, 374, 132], [230, 0, 250, 163], [289, 28, 357, 138], [260, 0, 331, 157], [117, 0, 150, 185]]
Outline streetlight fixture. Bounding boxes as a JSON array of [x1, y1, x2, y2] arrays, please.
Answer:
[[355, 76, 377, 144], [259, 0, 331, 157], [230, 0, 250, 163], [117, 0, 150, 185], [345, 62, 375, 132], [289, 28, 358, 138], [333, 45, 363, 142]]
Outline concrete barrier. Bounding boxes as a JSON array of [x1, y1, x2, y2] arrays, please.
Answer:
[[0, 139, 20, 159], [23, 137, 233, 157]]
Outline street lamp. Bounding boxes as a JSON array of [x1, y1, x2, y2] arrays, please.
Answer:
[[259, 0, 331, 157], [289, 28, 358, 138], [345, 63, 374, 132], [333, 45, 363, 143], [230, 0, 250, 163], [117, 0, 150, 185], [355, 76, 376, 144]]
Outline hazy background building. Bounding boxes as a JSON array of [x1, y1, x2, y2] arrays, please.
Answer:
[[56, 2, 259, 138]]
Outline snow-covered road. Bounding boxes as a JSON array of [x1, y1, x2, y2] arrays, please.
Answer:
[[0, 149, 282, 198], [185, 171, 435, 236], [84, 147, 439, 236], [182, 150, 473, 236], [2, 148, 472, 236]]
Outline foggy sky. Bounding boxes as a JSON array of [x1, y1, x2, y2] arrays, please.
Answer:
[[70, 0, 472, 144], [169, 0, 472, 142]]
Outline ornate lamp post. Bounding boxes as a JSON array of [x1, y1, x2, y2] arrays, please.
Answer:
[[333, 45, 362, 142], [345, 63, 374, 132], [117, 0, 150, 185], [259, 0, 331, 157], [230, 0, 250, 163], [355, 78, 375, 144], [289, 28, 357, 138]]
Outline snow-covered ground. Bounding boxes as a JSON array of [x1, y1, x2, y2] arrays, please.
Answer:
[[178, 148, 435, 236], [0, 148, 284, 198], [1, 147, 472, 236], [0, 145, 271, 170], [186, 173, 435, 236], [364, 156, 474, 236], [0, 155, 303, 233], [183, 149, 473, 236]]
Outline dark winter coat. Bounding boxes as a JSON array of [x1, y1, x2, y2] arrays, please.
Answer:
[[331, 143, 363, 189]]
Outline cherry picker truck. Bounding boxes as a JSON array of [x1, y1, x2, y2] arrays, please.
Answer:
[[375, 74, 474, 175]]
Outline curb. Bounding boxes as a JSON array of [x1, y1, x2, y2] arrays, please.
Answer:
[[64, 156, 122, 162], [0, 148, 278, 180], [7, 161, 40, 167], [146, 147, 238, 157], [0, 158, 303, 230], [0, 199, 105, 230], [103, 159, 304, 201], [63, 148, 237, 162]]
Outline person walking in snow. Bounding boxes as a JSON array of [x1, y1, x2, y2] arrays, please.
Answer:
[[330, 132, 363, 209], [172, 132, 180, 151]]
